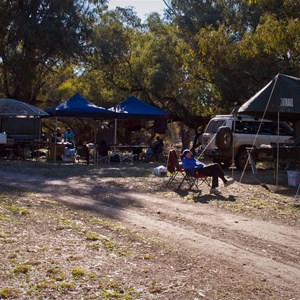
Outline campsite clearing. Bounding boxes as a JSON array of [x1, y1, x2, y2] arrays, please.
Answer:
[[0, 160, 299, 299]]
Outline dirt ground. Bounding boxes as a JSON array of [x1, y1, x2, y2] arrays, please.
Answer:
[[0, 160, 299, 299]]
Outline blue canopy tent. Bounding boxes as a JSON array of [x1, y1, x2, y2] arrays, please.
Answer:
[[109, 95, 172, 145], [110, 95, 171, 120], [46, 93, 118, 162], [46, 93, 117, 119]]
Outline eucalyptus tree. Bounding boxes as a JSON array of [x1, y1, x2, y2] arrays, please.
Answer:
[[83, 8, 145, 106], [0, 0, 107, 104], [164, 0, 300, 111]]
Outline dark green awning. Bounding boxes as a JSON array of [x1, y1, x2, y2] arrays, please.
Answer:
[[238, 74, 300, 122]]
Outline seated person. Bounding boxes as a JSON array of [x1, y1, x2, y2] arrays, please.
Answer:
[[97, 140, 110, 157], [132, 138, 143, 160], [64, 136, 75, 157], [76, 139, 90, 164], [66, 136, 75, 149], [181, 149, 234, 195], [145, 136, 164, 161]]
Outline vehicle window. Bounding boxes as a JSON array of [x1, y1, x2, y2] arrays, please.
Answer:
[[205, 120, 227, 133], [234, 120, 292, 136], [259, 122, 293, 136], [278, 122, 293, 136], [234, 121, 259, 134], [259, 122, 275, 135]]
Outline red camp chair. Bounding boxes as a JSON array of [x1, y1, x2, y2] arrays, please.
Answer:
[[177, 153, 210, 190], [166, 149, 185, 187]]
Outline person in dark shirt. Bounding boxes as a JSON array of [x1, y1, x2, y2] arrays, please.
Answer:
[[132, 138, 143, 160], [76, 139, 90, 164], [145, 136, 164, 161], [97, 140, 110, 157]]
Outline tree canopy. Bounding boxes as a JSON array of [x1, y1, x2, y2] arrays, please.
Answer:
[[0, 0, 300, 147]]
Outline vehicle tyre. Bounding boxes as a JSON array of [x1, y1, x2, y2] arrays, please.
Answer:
[[235, 148, 257, 171], [215, 126, 233, 151]]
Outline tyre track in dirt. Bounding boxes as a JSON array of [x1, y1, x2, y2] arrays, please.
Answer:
[[2, 171, 300, 296], [126, 193, 300, 265]]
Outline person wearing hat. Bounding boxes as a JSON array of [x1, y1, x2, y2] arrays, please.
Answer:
[[181, 149, 234, 195]]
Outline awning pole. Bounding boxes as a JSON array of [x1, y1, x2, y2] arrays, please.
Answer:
[[37, 117, 41, 161], [54, 117, 57, 163], [93, 121, 97, 164], [113, 118, 117, 152], [276, 112, 280, 189]]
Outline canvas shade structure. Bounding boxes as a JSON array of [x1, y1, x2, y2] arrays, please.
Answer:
[[110, 95, 171, 120], [238, 73, 300, 122], [238, 73, 300, 188], [46, 93, 118, 162], [46, 93, 117, 119], [109, 95, 172, 145], [0, 98, 48, 117], [0, 99, 48, 158]]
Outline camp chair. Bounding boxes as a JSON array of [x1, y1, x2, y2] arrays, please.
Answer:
[[177, 154, 210, 190], [177, 169, 210, 190], [96, 152, 110, 165], [166, 149, 185, 187], [62, 147, 76, 162], [75, 144, 90, 164]]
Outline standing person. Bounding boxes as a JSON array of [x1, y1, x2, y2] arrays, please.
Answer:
[[64, 128, 75, 142], [181, 149, 234, 195], [52, 127, 62, 142]]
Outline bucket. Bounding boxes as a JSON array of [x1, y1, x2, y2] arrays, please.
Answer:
[[287, 170, 300, 187]]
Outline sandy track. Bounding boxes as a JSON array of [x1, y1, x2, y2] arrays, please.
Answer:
[[2, 170, 300, 297]]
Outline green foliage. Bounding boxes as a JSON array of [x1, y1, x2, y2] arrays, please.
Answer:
[[0, 0, 105, 103]]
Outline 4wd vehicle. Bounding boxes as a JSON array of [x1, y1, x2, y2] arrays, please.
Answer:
[[201, 114, 294, 170]]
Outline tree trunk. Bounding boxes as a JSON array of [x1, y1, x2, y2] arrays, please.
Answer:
[[180, 124, 193, 151]]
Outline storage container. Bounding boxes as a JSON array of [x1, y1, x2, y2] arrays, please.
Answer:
[[287, 170, 300, 187], [0, 132, 7, 144]]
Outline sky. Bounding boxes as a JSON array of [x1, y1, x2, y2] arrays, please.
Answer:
[[108, 0, 167, 20]]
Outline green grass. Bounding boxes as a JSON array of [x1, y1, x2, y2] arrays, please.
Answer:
[[0, 203, 30, 215], [0, 287, 20, 298], [71, 267, 85, 278], [13, 264, 31, 274], [86, 231, 100, 241]]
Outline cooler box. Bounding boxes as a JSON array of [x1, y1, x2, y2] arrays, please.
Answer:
[[0, 132, 7, 144], [287, 170, 300, 187]]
